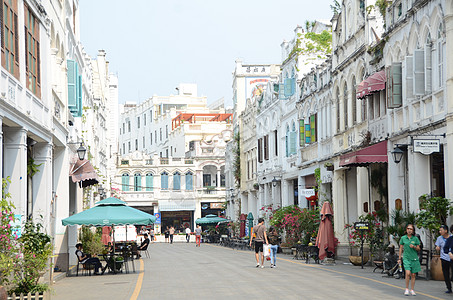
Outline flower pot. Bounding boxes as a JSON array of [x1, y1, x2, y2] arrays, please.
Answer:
[[349, 255, 368, 266], [431, 255, 444, 281], [281, 247, 292, 255]]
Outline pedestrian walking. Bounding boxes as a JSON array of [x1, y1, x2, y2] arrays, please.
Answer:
[[268, 226, 280, 268], [150, 228, 155, 243], [398, 224, 421, 296], [436, 225, 452, 293], [249, 218, 268, 268], [169, 226, 175, 244], [195, 224, 202, 247], [164, 226, 170, 243], [185, 227, 191, 243]]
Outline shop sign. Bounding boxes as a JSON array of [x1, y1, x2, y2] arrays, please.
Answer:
[[201, 203, 209, 210], [354, 222, 369, 230], [413, 139, 440, 155], [210, 203, 224, 209], [154, 213, 161, 224], [300, 189, 315, 198]]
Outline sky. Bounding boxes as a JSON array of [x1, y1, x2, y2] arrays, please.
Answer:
[[80, 0, 334, 106]]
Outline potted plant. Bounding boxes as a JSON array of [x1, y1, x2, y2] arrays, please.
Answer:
[[253, 183, 259, 190], [324, 162, 334, 171]]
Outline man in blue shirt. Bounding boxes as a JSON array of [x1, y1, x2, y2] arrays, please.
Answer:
[[436, 225, 451, 293]]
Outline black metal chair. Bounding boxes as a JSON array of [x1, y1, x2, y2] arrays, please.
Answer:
[[76, 251, 94, 276]]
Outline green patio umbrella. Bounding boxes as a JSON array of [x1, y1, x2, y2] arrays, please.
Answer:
[[195, 214, 229, 225], [62, 197, 156, 226]]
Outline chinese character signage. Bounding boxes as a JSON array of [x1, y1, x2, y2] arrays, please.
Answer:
[[413, 139, 440, 155]]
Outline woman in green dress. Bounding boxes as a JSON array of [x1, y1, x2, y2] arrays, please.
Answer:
[[398, 224, 421, 296]]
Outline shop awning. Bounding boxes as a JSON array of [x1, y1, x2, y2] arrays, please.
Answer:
[[339, 140, 388, 167], [158, 200, 196, 211], [357, 70, 386, 99], [70, 159, 99, 188]]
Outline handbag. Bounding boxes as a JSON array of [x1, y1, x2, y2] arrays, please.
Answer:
[[263, 244, 271, 257]]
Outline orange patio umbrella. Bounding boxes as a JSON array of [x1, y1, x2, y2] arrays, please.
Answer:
[[315, 201, 335, 260]]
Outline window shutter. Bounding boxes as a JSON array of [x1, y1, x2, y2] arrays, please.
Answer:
[[161, 174, 168, 190], [264, 135, 269, 160], [0, 3, 4, 49], [310, 115, 317, 143], [299, 120, 304, 147], [258, 138, 262, 163], [285, 135, 289, 157], [174, 174, 180, 190], [390, 62, 402, 108], [146, 174, 153, 191], [76, 74, 82, 117], [67, 60, 77, 110], [413, 49, 425, 95], [186, 173, 193, 190], [13, 13, 18, 63], [279, 83, 287, 100], [424, 44, 432, 93], [405, 56, 414, 100], [305, 123, 311, 144], [290, 131, 296, 154], [284, 78, 295, 97]]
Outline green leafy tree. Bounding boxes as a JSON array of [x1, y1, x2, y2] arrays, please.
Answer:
[[416, 194, 453, 244]]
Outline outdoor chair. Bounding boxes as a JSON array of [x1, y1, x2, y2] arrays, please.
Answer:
[[137, 243, 150, 258], [416, 249, 430, 280], [76, 251, 94, 276]]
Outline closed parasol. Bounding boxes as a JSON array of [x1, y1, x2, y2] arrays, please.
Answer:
[[315, 201, 335, 260]]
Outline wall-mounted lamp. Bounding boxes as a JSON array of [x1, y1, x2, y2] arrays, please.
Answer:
[[98, 186, 105, 194], [68, 142, 87, 160], [391, 144, 409, 164], [272, 176, 279, 187]]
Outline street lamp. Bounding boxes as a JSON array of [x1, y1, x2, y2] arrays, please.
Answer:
[[391, 147, 404, 164]]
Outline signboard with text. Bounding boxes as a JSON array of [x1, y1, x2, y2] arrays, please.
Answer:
[[300, 189, 315, 198], [413, 139, 440, 155]]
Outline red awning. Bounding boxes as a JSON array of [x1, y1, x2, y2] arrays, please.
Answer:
[[339, 140, 388, 167], [357, 70, 386, 99], [70, 159, 99, 187]]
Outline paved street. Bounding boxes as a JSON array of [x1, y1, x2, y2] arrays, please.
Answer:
[[52, 243, 448, 300]]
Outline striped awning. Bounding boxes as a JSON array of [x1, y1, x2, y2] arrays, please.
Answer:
[[158, 200, 196, 211]]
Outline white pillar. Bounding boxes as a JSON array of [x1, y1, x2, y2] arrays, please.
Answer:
[[333, 170, 347, 243], [356, 167, 368, 215], [298, 176, 307, 208], [407, 152, 430, 211], [282, 180, 290, 207], [444, 2, 453, 201], [32, 142, 53, 231], [3, 127, 27, 218]]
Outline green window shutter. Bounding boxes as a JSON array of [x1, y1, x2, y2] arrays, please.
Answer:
[[413, 49, 425, 95], [161, 173, 168, 190], [76, 74, 82, 117], [279, 83, 287, 100], [67, 60, 77, 110], [290, 131, 297, 154], [284, 78, 295, 97], [299, 120, 304, 147], [134, 174, 141, 191], [305, 123, 311, 144], [122, 174, 129, 191], [388, 63, 402, 108], [405, 56, 414, 100], [146, 174, 153, 191]]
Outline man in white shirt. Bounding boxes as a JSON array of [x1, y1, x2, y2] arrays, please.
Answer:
[[185, 227, 191, 243]]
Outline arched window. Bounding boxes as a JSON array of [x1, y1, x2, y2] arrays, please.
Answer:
[[173, 172, 181, 190], [146, 173, 153, 191], [161, 172, 168, 190], [134, 173, 141, 191], [343, 83, 348, 129], [121, 174, 129, 191], [185, 172, 193, 191]]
